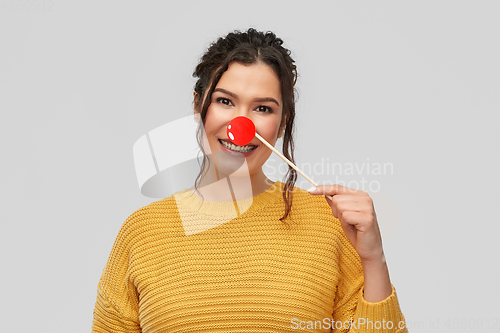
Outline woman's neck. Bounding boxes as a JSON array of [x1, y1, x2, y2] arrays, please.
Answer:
[[190, 166, 275, 202]]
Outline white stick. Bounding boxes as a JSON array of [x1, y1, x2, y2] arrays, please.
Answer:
[[255, 132, 332, 200]]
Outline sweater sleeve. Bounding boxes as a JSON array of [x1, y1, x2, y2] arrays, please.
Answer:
[[331, 224, 408, 333], [92, 214, 141, 333]]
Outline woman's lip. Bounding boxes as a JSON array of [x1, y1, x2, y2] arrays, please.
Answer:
[[218, 139, 259, 155], [218, 138, 258, 147]]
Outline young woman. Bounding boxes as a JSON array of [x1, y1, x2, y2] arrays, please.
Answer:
[[92, 28, 408, 332]]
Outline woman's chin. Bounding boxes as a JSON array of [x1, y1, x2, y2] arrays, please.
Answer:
[[212, 150, 247, 174]]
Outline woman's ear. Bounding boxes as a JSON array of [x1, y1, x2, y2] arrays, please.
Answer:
[[194, 112, 201, 124], [277, 116, 287, 139], [193, 92, 200, 123], [193, 91, 198, 110]]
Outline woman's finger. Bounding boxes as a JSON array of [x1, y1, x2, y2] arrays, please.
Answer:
[[308, 184, 368, 197]]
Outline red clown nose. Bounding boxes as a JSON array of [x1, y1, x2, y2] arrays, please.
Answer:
[[227, 116, 256, 146]]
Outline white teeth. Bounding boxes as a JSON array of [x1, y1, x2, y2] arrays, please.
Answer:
[[219, 139, 257, 152]]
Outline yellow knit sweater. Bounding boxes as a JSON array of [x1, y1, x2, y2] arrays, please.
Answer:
[[92, 181, 407, 332]]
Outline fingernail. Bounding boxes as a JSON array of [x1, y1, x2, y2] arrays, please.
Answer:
[[307, 186, 316, 193]]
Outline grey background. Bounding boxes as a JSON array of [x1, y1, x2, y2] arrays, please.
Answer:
[[1, 1, 499, 332]]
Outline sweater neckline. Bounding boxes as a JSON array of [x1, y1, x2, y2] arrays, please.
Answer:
[[172, 180, 284, 218]]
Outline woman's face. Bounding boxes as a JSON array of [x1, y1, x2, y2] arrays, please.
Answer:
[[196, 61, 285, 178]]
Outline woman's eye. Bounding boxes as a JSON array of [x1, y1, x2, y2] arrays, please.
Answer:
[[217, 97, 232, 106], [256, 106, 273, 113]]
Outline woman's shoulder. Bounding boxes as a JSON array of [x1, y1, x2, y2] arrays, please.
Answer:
[[129, 193, 179, 218], [280, 183, 349, 249], [270, 181, 341, 227], [115, 193, 184, 240], [289, 183, 334, 213]]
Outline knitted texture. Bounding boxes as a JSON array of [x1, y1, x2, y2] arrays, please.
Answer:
[[92, 181, 407, 332]]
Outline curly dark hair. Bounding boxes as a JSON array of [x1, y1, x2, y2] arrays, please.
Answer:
[[192, 28, 298, 223]]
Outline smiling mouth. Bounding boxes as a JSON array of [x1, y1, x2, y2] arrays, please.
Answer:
[[218, 139, 257, 152]]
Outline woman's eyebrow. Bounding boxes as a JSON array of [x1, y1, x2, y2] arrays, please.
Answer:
[[214, 88, 280, 107]]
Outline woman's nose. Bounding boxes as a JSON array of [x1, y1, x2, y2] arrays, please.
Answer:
[[226, 116, 256, 146], [234, 105, 254, 119], [225, 109, 254, 129]]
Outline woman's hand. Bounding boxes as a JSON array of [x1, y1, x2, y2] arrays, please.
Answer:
[[308, 184, 392, 302], [308, 184, 384, 262]]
